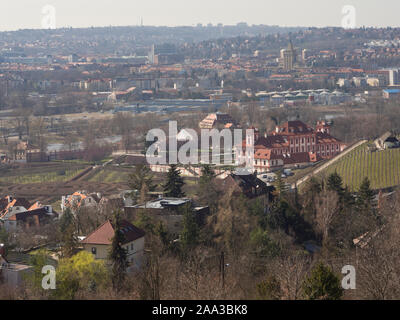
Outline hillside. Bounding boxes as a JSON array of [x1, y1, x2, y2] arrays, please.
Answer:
[[318, 142, 400, 191]]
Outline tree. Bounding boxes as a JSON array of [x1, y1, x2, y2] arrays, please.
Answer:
[[273, 252, 311, 300], [257, 275, 281, 300], [134, 209, 155, 235], [26, 249, 53, 295], [56, 251, 108, 300], [199, 164, 216, 185], [108, 210, 129, 292], [326, 171, 344, 197], [302, 262, 343, 300], [128, 164, 156, 200], [163, 164, 185, 198], [180, 205, 200, 251], [315, 189, 340, 246], [198, 165, 220, 213], [357, 177, 375, 211], [274, 170, 287, 199], [59, 208, 78, 259]]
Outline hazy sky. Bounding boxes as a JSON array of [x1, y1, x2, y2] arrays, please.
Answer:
[[0, 0, 398, 31]]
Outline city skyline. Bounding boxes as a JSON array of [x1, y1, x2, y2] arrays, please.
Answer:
[[0, 0, 399, 32]]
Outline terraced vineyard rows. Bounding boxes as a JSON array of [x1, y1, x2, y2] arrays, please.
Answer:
[[320, 143, 400, 191]]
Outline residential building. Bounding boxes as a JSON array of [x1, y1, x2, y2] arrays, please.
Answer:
[[126, 198, 209, 235], [218, 173, 274, 199], [61, 191, 102, 214], [383, 88, 400, 99], [0, 196, 58, 232], [80, 220, 145, 270], [0, 245, 33, 288], [199, 112, 239, 129]]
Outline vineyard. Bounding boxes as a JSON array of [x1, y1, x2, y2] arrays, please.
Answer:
[[319, 142, 400, 191], [0, 163, 88, 185]]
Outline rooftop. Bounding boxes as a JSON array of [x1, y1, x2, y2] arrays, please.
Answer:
[[133, 197, 191, 209]]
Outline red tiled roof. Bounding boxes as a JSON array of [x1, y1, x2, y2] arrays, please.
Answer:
[[81, 220, 145, 245], [316, 132, 341, 144]]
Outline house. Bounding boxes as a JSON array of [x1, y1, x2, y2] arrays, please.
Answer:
[[218, 173, 274, 199], [126, 198, 209, 235], [61, 191, 103, 214], [383, 88, 400, 99], [80, 220, 145, 271], [0, 244, 33, 288], [12, 141, 44, 163], [199, 112, 239, 129], [383, 136, 400, 149], [0, 196, 58, 232], [236, 120, 346, 172]]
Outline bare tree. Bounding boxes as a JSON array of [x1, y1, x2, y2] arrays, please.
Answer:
[[315, 189, 339, 246]]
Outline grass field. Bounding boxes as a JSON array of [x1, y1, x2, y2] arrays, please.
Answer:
[[318, 143, 400, 191], [87, 167, 129, 183], [0, 163, 88, 185]]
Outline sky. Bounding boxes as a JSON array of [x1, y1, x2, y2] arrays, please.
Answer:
[[0, 0, 398, 31]]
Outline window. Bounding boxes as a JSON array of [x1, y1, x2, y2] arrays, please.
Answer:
[[91, 247, 97, 255], [131, 243, 134, 251]]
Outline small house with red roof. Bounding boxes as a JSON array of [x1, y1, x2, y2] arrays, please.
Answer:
[[80, 220, 145, 270]]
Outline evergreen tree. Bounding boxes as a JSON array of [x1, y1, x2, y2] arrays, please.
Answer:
[[326, 171, 344, 196], [274, 170, 287, 199], [128, 164, 156, 201], [180, 205, 199, 251], [198, 164, 220, 213], [163, 164, 185, 197], [357, 177, 375, 210], [59, 208, 78, 259], [302, 262, 343, 300], [108, 210, 129, 292], [156, 221, 169, 248], [199, 164, 216, 185], [134, 209, 155, 235]]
